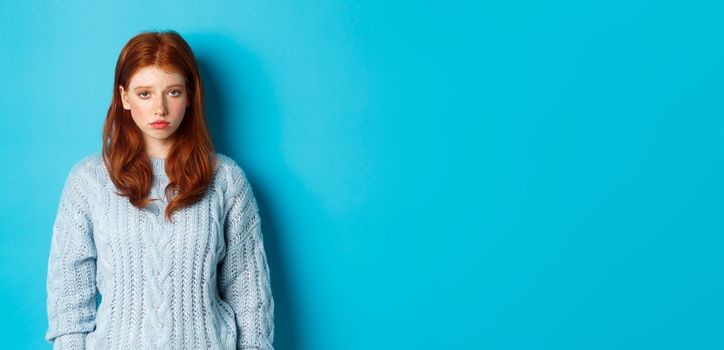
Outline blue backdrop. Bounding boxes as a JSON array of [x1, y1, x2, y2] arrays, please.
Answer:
[[1, 1, 723, 349]]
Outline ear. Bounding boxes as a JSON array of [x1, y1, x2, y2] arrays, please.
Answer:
[[119, 85, 131, 110]]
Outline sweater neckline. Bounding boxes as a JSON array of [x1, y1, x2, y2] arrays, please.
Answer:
[[150, 157, 166, 177]]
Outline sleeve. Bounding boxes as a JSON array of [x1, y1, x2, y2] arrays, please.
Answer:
[[218, 167, 275, 350], [44, 164, 98, 349]]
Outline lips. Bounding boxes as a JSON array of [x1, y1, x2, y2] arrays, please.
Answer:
[[149, 120, 170, 129]]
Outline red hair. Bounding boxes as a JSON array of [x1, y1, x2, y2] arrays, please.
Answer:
[[102, 30, 217, 223]]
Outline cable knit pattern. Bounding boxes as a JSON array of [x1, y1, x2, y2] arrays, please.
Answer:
[[45, 152, 275, 350]]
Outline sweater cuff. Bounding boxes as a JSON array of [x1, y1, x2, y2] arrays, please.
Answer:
[[53, 333, 86, 350]]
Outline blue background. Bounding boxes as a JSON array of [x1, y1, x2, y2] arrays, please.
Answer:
[[1, 1, 723, 349]]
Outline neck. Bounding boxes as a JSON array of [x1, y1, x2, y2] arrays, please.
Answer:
[[144, 136, 175, 159]]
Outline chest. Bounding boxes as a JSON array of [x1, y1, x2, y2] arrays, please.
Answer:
[[89, 181, 228, 269]]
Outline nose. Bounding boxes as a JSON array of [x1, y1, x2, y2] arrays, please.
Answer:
[[154, 95, 168, 116]]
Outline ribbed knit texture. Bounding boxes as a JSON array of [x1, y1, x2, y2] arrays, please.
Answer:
[[45, 152, 274, 350]]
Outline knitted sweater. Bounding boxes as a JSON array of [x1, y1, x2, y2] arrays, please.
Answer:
[[45, 152, 275, 350]]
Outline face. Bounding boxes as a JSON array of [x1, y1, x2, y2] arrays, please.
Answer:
[[119, 65, 190, 148]]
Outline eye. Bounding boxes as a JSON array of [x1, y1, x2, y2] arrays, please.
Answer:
[[138, 91, 150, 98], [169, 89, 183, 97]]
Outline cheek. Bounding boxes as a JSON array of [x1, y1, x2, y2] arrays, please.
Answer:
[[129, 105, 142, 118], [128, 102, 149, 121], [169, 100, 188, 115], [128, 98, 150, 112]]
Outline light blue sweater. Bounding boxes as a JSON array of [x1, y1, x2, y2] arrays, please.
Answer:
[[45, 152, 275, 349]]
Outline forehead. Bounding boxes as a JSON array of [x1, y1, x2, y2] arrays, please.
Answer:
[[128, 66, 185, 87]]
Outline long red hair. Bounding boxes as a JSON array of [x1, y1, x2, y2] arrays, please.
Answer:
[[102, 30, 217, 223]]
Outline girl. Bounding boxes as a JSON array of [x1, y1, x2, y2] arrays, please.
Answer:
[[44, 30, 275, 349]]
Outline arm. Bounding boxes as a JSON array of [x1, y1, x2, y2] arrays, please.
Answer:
[[218, 168, 275, 350], [45, 164, 98, 349]]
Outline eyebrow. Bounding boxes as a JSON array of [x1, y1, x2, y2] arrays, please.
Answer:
[[133, 84, 184, 91]]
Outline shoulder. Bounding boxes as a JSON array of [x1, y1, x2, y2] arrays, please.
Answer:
[[64, 152, 106, 191], [215, 152, 250, 188], [214, 152, 240, 173], [69, 152, 103, 174], [214, 152, 257, 203], [57, 152, 105, 210]]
